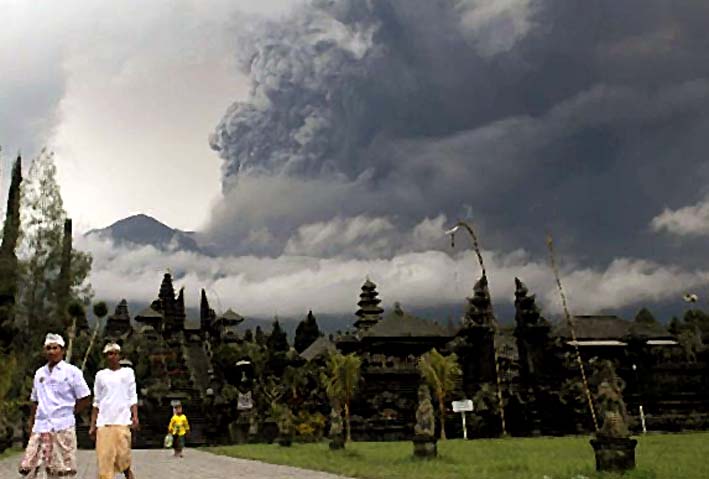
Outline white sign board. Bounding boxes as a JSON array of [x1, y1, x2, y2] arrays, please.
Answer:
[[237, 391, 253, 410], [452, 399, 473, 413]]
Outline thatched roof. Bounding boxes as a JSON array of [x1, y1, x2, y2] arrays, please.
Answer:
[[554, 315, 671, 340], [135, 307, 163, 319], [300, 336, 336, 361], [363, 303, 450, 338], [218, 309, 245, 325]]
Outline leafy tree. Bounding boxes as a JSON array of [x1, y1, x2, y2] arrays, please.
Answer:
[[282, 365, 308, 401], [18, 150, 93, 337], [294, 310, 321, 353], [683, 308, 709, 334], [418, 348, 462, 440], [323, 352, 361, 442], [669, 316, 681, 335]]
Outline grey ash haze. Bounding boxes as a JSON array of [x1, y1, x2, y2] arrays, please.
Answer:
[[5, 0, 709, 320]]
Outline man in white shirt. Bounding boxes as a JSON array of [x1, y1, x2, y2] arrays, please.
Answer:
[[90, 342, 139, 479], [18, 333, 91, 478]]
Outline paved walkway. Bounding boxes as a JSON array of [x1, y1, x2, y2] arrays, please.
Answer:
[[0, 449, 355, 478]]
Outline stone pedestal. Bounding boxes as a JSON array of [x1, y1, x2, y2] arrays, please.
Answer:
[[329, 435, 345, 450], [228, 421, 249, 444], [590, 436, 637, 473], [277, 435, 293, 447], [261, 419, 278, 444], [412, 434, 437, 459]]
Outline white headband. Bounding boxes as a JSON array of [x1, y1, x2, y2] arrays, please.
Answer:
[[102, 343, 121, 354], [44, 333, 65, 348]]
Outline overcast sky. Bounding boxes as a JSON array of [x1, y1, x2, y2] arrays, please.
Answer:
[[3, 0, 709, 321]]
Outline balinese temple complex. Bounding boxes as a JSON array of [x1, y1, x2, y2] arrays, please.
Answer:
[[98, 272, 709, 445]]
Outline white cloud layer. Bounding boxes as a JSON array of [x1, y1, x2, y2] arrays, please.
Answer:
[[651, 198, 709, 237], [77, 233, 709, 321]]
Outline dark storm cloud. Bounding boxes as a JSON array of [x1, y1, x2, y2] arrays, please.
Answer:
[[207, 0, 709, 266]]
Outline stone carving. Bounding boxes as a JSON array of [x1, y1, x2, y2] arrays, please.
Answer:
[[590, 360, 637, 473], [414, 385, 435, 437], [329, 400, 345, 450], [594, 360, 629, 438]]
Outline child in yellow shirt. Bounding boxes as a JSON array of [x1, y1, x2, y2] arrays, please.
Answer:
[[168, 404, 190, 457]]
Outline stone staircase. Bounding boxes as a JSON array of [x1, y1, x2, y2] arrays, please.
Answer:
[[185, 340, 212, 394]]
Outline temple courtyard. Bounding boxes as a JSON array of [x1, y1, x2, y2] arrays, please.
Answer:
[[1, 432, 707, 479], [0, 449, 353, 479]]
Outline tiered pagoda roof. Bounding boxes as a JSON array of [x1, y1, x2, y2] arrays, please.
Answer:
[[462, 274, 495, 328], [104, 299, 132, 338], [513, 277, 549, 334], [354, 278, 384, 331]]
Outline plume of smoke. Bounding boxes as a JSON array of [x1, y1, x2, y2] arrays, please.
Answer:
[[207, 0, 709, 266]]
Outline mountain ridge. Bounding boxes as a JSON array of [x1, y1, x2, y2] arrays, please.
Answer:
[[85, 213, 204, 253]]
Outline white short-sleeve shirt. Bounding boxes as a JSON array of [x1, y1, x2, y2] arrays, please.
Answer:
[[30, 360, 91, 433], [93, 367, 138, 427]]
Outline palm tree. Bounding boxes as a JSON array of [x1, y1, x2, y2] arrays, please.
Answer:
[[418, 348, 462, 440], [323, 352, 361, 442]]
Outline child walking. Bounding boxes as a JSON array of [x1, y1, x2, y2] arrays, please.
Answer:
[[167, 403, 190, 457]]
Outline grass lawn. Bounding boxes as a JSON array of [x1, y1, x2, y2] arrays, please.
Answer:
[[0, 447, 20, 460], [207, 432, 709, 479]]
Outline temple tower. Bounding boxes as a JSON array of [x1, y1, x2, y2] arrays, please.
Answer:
[[455, 275, 497, 391], [104, 299, 133, 339], [354, 278, 384, 332], [154, 272, 177, 334], [513, 277, 551, 381], [512, 277, 551, 435]]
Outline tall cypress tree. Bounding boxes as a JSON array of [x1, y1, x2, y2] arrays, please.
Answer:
[[267, 319, 289, 353], [55, 218, 73, 329], [0, 156, 22, 351], [255, 325, 266, 346], [294, 310, 321, 353]]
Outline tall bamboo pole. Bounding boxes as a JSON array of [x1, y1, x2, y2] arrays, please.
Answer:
[[448, 220, 507, 436], [546, 234, 599, 431]]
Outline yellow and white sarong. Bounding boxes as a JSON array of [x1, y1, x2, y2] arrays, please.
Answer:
[[96, 425, 132, 479]]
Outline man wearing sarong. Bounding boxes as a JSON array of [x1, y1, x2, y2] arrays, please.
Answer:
[[19, 333, 91, 478], [90, 342, 139, 479]]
